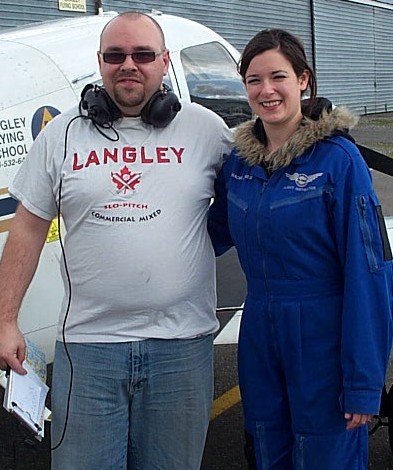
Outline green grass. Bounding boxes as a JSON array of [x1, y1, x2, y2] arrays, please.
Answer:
[[359, 117, 393, 127]]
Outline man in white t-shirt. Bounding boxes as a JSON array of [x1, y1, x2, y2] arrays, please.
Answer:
[[0, 12, 232, 470]]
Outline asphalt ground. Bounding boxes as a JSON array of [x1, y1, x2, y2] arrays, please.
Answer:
[[1, 112, 393, 469]]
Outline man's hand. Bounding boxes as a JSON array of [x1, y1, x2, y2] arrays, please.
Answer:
[[0, 323, 27, 375], [345, 412, 373, 430]]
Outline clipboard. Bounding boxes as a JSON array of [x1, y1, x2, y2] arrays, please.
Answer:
[[2, 339, 49, 441]]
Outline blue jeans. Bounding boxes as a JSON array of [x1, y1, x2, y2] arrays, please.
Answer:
[[51, 336, 213, 470]]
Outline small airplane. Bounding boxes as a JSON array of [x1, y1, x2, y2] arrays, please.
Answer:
[[0, 9, 251, 369], [1, 6, 392, 374]]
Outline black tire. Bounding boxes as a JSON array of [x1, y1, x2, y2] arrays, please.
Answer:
[[379, 384, 389, 418], [387, 384, 393, 455]]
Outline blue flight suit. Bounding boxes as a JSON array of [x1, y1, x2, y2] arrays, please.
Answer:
[[209, 110, 393, 469]]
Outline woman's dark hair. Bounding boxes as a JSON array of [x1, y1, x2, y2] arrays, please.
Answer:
[[238, 29, 317, 117]]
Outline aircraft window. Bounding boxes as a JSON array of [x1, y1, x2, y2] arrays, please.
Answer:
[[181, 42, 252, 128], [163, 75, 173, 90]]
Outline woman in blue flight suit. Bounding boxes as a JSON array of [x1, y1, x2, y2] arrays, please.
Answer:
[[208, 29, 393, 469]]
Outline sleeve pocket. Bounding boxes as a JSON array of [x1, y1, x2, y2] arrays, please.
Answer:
[[357, 194, 388, 271]]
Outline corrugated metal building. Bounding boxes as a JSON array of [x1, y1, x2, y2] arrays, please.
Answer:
[[1, 0, 393, 114]]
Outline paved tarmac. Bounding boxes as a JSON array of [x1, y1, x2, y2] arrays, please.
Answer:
[[352, 113, 393, 217]]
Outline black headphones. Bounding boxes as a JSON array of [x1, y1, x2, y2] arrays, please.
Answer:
[[79, 83, 182, 128]]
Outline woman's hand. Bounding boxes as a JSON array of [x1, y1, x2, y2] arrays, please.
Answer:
[[344, 412, 373, 430]]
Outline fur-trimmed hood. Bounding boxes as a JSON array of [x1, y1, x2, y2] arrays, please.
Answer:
[[234, 106, 359, 172]]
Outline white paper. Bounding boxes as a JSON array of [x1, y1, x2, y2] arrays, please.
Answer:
[[3, 340, 49, 440]]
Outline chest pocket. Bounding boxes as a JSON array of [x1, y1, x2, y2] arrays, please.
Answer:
[[227, 190, 250, 263], [227, 190, 248, 226], [228, 190, 248, 212], [267, 185, 335, 246], [270, 185, 326, 211]]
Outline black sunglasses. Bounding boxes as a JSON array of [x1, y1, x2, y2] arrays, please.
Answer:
[[101, 50, 163, 65]]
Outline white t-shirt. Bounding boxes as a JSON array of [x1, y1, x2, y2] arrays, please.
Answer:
[[11, 102, 233, 342]]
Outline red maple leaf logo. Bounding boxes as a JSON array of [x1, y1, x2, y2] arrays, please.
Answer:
[[111, 166, 142, 194]]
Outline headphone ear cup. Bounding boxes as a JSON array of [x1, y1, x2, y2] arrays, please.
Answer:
[[80, 86, 121, 127], [101, 90, 122, 124], [141, 89, 181, 128]]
